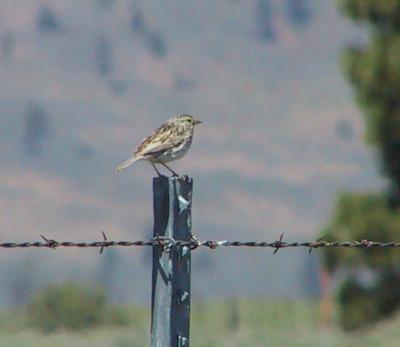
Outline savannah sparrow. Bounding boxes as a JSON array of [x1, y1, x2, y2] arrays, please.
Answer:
[[116, 114, 202, 176]]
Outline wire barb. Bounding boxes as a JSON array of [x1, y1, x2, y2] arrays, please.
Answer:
[[40, 235, 58, 250], [152, 236, 175, 252], [308, 237, 325, 253], [190, 234, 200, 250], [99, 231, 108, 254], [273, 233, 284, 255]]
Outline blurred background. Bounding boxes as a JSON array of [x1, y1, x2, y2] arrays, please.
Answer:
[[1, 0, 400, 346]]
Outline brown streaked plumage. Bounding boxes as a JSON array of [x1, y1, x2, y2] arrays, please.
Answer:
[[116, 114, 202, 176]]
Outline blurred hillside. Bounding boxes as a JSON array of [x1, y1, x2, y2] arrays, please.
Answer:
[[0, 0, 382, 305]]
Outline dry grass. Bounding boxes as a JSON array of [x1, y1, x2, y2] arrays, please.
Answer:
[[0, 299, 399, 347]]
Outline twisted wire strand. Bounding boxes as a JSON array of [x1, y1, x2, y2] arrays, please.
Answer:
[[1, 233, 399, 253]]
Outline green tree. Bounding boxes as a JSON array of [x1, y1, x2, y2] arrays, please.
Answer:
[[321, 1, 400, 330], [340, 0, 400, 198]]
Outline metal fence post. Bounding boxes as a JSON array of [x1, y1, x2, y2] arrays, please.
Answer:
[[151, 175, 192, 347]]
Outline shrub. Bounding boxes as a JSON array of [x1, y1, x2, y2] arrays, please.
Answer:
[[28, 282, 110, 332], [337, 271, 400, 331]]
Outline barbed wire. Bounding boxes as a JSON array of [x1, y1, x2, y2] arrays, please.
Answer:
[[1, 232, 400, 254]]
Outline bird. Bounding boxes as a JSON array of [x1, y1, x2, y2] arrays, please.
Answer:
[[116, 114, 202, 176]]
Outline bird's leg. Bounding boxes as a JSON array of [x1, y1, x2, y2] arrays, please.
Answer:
[[151, 163, 163, 177], [160, 162, 179, 177]]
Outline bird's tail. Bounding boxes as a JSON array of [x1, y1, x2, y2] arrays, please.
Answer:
[[116, 156, 140, 172]]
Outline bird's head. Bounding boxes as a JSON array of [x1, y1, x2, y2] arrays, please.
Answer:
[[175, 114, 202, 127]]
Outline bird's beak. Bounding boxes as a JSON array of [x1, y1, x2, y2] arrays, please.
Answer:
[[194, 120, 202, 125]]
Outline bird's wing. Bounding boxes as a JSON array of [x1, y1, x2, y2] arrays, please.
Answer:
[[135, 134, 183, 159], [134, 121, 184, 159], [141, 142, 176, 157]]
